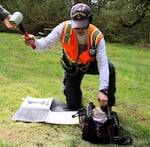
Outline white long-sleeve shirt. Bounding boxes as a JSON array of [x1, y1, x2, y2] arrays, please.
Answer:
[[34, 21, 109, 90]]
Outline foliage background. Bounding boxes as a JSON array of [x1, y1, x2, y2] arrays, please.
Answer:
[[0, 0, 150, 44]]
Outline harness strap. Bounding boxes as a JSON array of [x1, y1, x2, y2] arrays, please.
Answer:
[[113, 135, 132, 145]]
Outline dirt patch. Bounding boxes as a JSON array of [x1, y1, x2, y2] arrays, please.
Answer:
[[0, 74, 8, 82]]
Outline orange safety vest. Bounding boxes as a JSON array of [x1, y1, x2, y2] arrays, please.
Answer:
[[61, 21, 103, 65]]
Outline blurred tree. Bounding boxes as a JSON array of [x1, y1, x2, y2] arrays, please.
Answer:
[[117, 0, 149, 27], [0, 0, 149, 44]]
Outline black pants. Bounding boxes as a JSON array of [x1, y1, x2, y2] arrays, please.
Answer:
[[63, 60, 116, 110]]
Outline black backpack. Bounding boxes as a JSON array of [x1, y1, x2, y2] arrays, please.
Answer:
[[73, 102, 132, 145]]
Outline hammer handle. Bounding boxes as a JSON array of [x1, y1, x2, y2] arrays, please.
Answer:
[[19, 24, 36, 49], [24, 32, 36, 49]]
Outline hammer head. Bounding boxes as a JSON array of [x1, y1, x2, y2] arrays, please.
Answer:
[[9, 12, 23, 27]]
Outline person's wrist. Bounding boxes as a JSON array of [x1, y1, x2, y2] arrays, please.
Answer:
[[99, 89, 108, 96]]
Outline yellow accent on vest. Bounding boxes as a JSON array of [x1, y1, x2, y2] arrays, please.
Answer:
[[63, 23, 72, 44]]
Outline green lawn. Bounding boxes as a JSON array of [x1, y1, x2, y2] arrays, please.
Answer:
[[0, 33, 150, 147]]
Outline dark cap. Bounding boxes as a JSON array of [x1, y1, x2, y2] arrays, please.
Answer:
[[70, 3, 91, 29]]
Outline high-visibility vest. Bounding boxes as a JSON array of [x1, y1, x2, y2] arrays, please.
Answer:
[[61, 21, 103, 65]]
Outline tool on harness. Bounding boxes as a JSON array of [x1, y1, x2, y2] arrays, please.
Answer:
[[90, 41, 97, 57], [72, 102, 132, 145]]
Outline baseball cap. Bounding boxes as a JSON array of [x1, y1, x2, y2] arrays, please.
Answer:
[[70, 3, 91, 29]]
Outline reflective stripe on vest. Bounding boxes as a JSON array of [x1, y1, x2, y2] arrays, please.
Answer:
[[92, 29, 102, 47], [63, 23, 72, 44]]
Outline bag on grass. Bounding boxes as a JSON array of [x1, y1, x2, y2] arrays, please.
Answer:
[[73, 102, 132, 145]]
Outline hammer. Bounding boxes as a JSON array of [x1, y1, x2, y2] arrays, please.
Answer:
[[9, 12, 36, 49]]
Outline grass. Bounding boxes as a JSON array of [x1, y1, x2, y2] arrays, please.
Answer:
[[0, 32, 150, 147]]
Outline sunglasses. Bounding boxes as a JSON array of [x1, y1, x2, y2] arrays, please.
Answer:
[[74, 27, 89, 30], [74, 26, 89, 30], [71, 12, 88, 20]]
